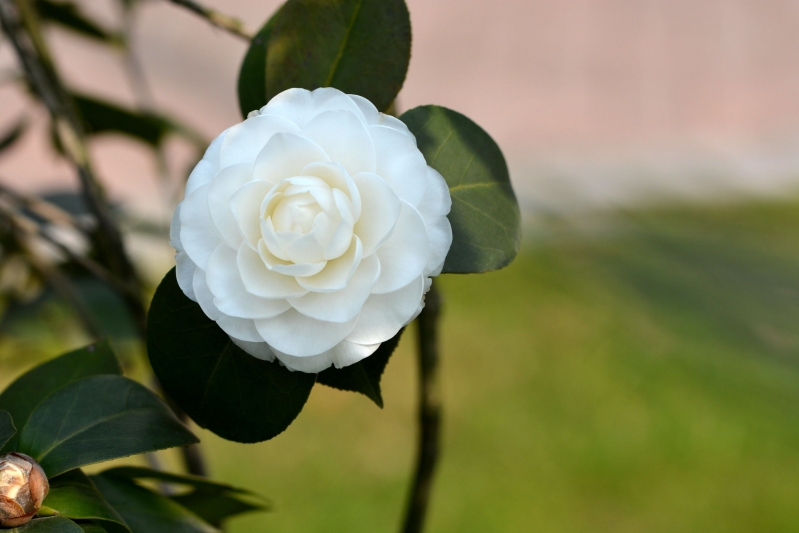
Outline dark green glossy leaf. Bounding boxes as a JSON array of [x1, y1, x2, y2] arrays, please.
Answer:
[[36, 1, 119, 44], [0, 340, 121, 453], [0, 117, 28, 154], [18, 375, 198, 477], [236, 11, 279, 118], [77, 524, 109, 533], [44, 469, 129, 533], [147, 269, 316, 443], [317, 327, 404, 407], [72, 94, 204, 149], [9, 516, 84, 532], [0, 411, 15, 449], [100, 467, 268, 527], [240, 0, 410, 114], [90, 475, 217, 533], [400, 106, 521, 273]]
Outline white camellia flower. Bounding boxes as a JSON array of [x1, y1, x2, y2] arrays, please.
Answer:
[[171, 87, 452, 372]]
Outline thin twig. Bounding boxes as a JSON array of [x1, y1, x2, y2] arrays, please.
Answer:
[[0, 0, 147, 337], [402, 283, 443, 533], [166, 0, 252, 40]]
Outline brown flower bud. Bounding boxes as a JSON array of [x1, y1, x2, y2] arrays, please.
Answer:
[[0, 453, 49, 528]]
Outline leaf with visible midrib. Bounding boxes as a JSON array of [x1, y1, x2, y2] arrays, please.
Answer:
[[316, 328, 405, 407], [400, 106, 522, 273], [0, 340, 121, 453], [147, 268, 316, 444], [237, 0, 410, 115], [44, 469, 130, 533], [0, 411, 15, 450], [18, 375, 198, 477]]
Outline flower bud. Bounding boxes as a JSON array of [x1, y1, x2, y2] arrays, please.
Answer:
[[0, 453, 49, 528]]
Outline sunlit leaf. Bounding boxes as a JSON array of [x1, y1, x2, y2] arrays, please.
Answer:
[[400, 106, 521, 273], [316, 328, 405, 408], [0, 340, 121, 453], [238, 0, 410, 115], [147, 268, 316, 443], [91, 475, 217, 533], [18, 375, 198, 477], [44, 469, 130, 533]]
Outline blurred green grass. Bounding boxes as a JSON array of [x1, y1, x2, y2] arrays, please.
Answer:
[[7, 198, 799, 532]]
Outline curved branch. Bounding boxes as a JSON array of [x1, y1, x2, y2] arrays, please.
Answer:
[[166, 0, 252, 40]]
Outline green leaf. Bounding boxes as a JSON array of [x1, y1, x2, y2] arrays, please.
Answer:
[[35, 1, 120, 44], [0, 340, 121, 453], [236, 10, 279, 118], [0, 411, 15, 449], [100, 467, 268, 527], [316, 328, 404, 407], [18, 375, 198, 477], [90, 475, 217, 533], [9, 517, 84, 532], [77, 524, 110, 533], [72, 94, 204, 149], [400, 106, 521, 273], [238, 0, 410, 115], [44, 469, 130, 533], [0, 117, 28, 154], [147, 268, 316, 443]]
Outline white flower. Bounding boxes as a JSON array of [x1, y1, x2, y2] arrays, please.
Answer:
[[171, 88, 452, 372]]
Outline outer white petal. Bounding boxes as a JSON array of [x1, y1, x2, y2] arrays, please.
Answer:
[[330, 341, 380, 368], [231, 338, 276, 362], [230, 180, 275, 249], [417, 167, 452, 218], [175, 250, 196, 301], [272, 349, 334, 373], [170, 202, 183, 251], [193, 267, 262, 342], [260, 87, 367, 129], [352, 172, 401, 255], [288, 253, 378, 323], [422, 214, 452, 276], [346, 94, 412, 135], [301, 110, 376, 175], [369, 125, 428, 206], [254, 309, 358, 357], [252, 132, 329, 184], [297, 236, 362, 292], [205, 244, 290, 319], [219, 114, 299, 167], [185, 129, 228, 196], [179, 183, 223, 270], [347, 275, 425, 345], [237, 245, 307, 299], [208, 163, 252, 248], [371, 201, 429, 294]]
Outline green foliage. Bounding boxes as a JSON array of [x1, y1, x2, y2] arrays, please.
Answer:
[[0, 410, 15, 449], [90, 474, 217, 533], [238, 0, 411, 116], [0, 340, 121, 453], [317, 328, 404, 408], [35, 1, 120, 44], [43, 469, 129, 533], [147, 269, 316, 443], [18, 375, 198, 477], [400, 106, 521, 273], [9, 517, 84, 532], [101, 467, 268, 526]]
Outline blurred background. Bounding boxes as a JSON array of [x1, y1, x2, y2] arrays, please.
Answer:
[[3, 0, 799, 531]]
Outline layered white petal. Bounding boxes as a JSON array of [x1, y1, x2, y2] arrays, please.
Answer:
[[417, 168, 452, 218], [185, 130, 227, 196], [230, 180, 275, 249], [347, 275, 425, 345], [422, 215, 452, 276], [301, 110, 376, 175], [179, 184, 223, 270], [272, 349, 333, 373], [193, 268, 262, 342], [371, 201, 429, 294], [260, 87, 367, 129], [297, 236, 362, 292], [288, 253, 379, 323], [175, 250, 196, 301], [232, 338, 276, 362], [237, 245, 307, 298], [255, 309, 358, 357], [253, 132, 329, 183], [219, 114, 299, 167], [352, 172, 401, 255], [208, 163, 251, 248], [370, 125, 427, 206], [346, 94, 412, 136]]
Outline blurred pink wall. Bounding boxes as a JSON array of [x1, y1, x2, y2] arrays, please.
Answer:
[[3, 0, 799, 213]]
